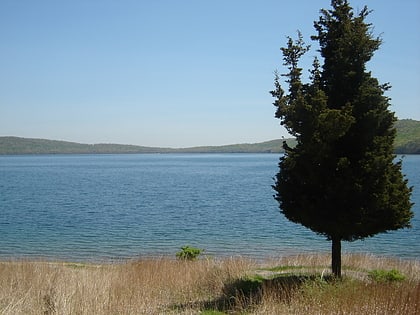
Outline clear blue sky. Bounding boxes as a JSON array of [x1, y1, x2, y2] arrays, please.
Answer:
[[1, 0, 419, 147]]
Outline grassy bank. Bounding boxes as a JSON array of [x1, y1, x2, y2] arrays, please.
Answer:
[[0, 254, 419, 314]]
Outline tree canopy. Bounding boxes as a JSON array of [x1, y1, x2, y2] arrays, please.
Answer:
[[271, 0, 413, 277]]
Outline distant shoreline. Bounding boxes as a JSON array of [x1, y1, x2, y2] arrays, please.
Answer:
[[1, 119, 419, 155], [0, 136, 292, 155]]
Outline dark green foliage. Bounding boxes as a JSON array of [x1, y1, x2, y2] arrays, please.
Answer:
[[271, 0, 413, 277]]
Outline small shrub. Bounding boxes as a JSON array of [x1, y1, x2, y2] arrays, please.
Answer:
[[176, 245, 203, 261], [368, 269, 406, 282]]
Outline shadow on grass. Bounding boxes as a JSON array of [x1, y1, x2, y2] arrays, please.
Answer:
[[171, 273, 332, 313]]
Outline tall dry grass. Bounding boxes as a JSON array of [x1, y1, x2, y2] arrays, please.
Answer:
[[0, 254, 418, 314]]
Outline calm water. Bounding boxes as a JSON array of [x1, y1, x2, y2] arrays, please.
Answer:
[[0, 154, 419, 261]]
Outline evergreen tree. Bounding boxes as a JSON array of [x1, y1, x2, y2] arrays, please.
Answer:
[[271, 0, 413, 277]]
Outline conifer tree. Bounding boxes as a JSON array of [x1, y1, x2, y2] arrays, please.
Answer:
[[271, 0, 413, 277]]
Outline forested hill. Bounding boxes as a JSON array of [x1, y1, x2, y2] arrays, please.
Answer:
[[0, 137, 296, 155], [394, 119, 420, 154], [0, 119, 418, 154]]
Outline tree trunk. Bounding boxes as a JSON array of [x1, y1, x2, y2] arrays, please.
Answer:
[[331, 236, 341, 278]]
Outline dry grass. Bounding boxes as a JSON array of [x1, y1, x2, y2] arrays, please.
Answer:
[[0, 254, 418, 314]]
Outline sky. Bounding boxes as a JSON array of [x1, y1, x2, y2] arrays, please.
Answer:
[[1, 0, 419, 148]]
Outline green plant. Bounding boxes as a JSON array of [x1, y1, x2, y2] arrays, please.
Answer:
[[176, 245, 203, 261], [368, 269, 406, 282]]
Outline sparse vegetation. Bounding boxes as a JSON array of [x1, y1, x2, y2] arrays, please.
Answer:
[[0, 254, 418, 314]]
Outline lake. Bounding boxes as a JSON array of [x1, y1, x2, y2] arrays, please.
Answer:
[[0, 154, 419, 261]]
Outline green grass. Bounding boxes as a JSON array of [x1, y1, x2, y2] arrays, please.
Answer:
[[368, 269, 406, 282]]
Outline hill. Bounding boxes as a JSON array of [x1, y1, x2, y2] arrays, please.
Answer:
[[394, 119, 420, 154], [177, 139, 296, 153], [0, 137, 172, 155], [0, 137, 167, 154], [0, 119, 418, 154], [0, 137, 295, 155]]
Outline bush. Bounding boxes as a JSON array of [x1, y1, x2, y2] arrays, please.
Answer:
[[368, 269, 406, 282], [175, 246, 203, 261]]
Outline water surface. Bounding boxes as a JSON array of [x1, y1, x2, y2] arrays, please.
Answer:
[[0, 154, 418, 261]]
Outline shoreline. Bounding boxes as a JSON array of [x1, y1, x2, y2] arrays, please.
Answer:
[[1, 251, 419, 264]]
